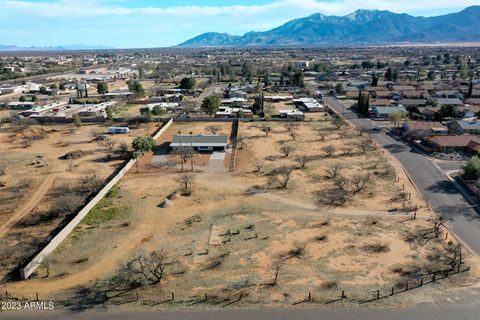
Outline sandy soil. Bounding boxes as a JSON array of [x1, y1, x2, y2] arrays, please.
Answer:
[[1, 120, 478, 310]]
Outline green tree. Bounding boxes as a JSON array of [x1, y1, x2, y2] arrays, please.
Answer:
[[126, 80, 145, 97], [19, 95, 26, 102], [241, 62, 254, 83], [371, 73, 379, 87], [388, 111, 406, 128], [292, 69, 304, 87], [179, 77, 197, 91], [72, 114, 82, 128], [357, 91, 370, 116], [31, 95, 38, 102], [106, 108, 114, 120], [335, 83, 345, 94], [132, 136, 156, 171], [463, 157, 480, 180], [96, 81, 109, 95], [467, 81, 474, 98], [439, 105, 457, 118], [427, 70, 435, 81], [201, 95, 220, 117]]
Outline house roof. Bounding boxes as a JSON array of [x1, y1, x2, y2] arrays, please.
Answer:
[[449, 119, 480, 130], [371, 99, 392, 106], [438, 98, 462, 105], [426, 135, 480, 147], [398, 99, 426, 106], [170, 135, 228, 147], [405, 121, 447, 130], [371, 106, 407, 114]]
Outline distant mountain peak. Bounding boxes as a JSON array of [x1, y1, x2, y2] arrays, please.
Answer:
[[178, 6, 480, 48]]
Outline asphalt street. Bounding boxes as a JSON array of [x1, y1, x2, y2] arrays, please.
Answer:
[[326, 97, 480, 255]]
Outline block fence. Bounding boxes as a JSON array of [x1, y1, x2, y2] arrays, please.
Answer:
[[20, 118, 174, 280]]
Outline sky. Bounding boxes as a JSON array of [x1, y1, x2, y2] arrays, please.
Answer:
[[0, 0, 478, 48]]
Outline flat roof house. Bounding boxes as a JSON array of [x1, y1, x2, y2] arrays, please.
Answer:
[[370, 106, 407, 119], [170, 134, 228, 152]]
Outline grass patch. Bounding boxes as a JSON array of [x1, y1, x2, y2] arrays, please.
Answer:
[[82, 185, 127, 226]]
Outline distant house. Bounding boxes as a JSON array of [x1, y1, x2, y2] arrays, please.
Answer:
[[279, 109, 304, 120], [397, 99, 427, 109], [419, 107, 440, 121], [435, 90, 464, 100], [437, 98, 463, 107], [448, 119, 480, 135], [293, 97, 324, 112], [370, 106, 407, 119], [348, 81, 370, 90], [402, 121, 448, 140], [370, 99, 393, 108], [170, 135, 228, 152], [424, 135, 480, 154]]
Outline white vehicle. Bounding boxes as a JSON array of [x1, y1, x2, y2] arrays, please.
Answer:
[[108, 127, 130, 134]]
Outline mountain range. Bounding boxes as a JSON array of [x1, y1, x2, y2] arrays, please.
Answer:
[[178, 6, 480, 47], [0, 44, 114, 52]]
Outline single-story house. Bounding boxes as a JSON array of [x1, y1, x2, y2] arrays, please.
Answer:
[[293, 97, 324, 112], [424, 135, 480, 154], [170, 134, 228, 152], [370, 106, 407, 119], [397, 99, 427, 109], [419, 107, 440, 121], [370, 99, 393, 108], [437, 98, 463, 107], [264, 95, 293, 102], [402, 121, 448, 140], [279, 109, 304, 120], [448, 119, 480, 135], [435, 90, 464, 100]]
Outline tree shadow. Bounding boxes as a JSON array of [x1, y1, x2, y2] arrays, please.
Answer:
[[61, 286, 107, 312], [426, 180, 459, 195], [382, 143, 408, 153], [434, 204, 480, 221]]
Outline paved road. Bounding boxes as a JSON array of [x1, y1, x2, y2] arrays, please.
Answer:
[[327, 97, 480, 255], [3, 288, 480, 320]]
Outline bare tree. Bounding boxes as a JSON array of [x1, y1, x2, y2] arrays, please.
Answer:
[[357, 140, 371, 154], [0, 163, 6, 176], [284, 122, 299, 133], [332, 117, 346, 129], [263, 258, 285, 286], [177, 173, 195, 190], [237, 135, 246, 149], [98, 137, 117, 151], [352, 174, 370, 193], [206, 125, 221, 135], [268, 166, 293, 189], [254, 161, 264, 173], [325, 163, 343, 179], [333, 175, 348, 190], [318, 132, 326, 141], [322, 145, 336, 157], [67, 156, 75, 172], [262, 126, 272, 136], [341, 147, 353, 156], [126, 250, 176, 285], [79, 174, 104, 195], [295, 154, 310, 168], [280, 145, 295, 158]]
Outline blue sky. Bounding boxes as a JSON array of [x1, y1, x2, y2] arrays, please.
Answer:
[[0, 0, 477, 48]]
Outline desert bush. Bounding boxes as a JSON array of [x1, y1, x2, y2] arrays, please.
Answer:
[[362, 243, 390, 254]]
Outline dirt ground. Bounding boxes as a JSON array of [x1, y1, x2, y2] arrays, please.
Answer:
[[2, 120, 479, 311], [0, 121, 153, 282]]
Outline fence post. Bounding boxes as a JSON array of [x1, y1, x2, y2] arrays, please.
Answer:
[[172, 292, 175, 301], [420, 278, 424, 287], [405, 281, 409, 291], [205, 293, 208, 301], [432, 273, 436, 282], [136, 292, 139, 301], [341, 290, 346, 300], [308, 292, 312, 301], [391, 287, 394, 296], [376, 290, 380, 300], [36, 292, 39, 301]]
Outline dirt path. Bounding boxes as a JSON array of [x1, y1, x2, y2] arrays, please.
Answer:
[[0, 174, 56, 239]]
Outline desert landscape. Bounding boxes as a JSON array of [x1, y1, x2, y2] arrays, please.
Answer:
[[1, 117, 477, 311]]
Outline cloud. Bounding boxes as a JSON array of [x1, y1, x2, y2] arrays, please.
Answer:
[[0, 0, 477, 47]]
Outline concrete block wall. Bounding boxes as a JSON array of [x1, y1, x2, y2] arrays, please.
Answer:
[[20, 118, 173, 280]]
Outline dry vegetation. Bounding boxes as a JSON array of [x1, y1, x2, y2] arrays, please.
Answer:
[[1, 119, 478, 310]]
